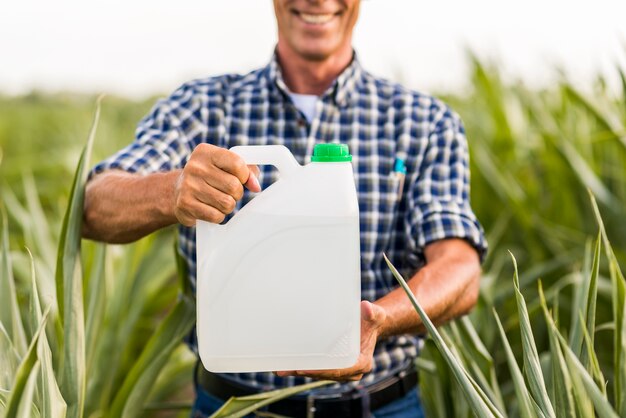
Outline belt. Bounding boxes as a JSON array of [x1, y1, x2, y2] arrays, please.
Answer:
[[196, 364, 418, 418]]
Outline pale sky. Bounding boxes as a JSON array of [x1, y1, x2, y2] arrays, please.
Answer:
[[1, 0, 625, 98]]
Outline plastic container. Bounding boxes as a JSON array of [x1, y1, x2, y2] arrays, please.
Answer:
[[196, 144, 361, 373]]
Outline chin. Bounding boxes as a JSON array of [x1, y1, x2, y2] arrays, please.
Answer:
[[294, 42, 340, 62], [297, 50, 333, 62]]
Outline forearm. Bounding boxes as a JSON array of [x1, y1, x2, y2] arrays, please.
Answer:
[[82, 170, 180, 243], [375, 239, 481, 338]]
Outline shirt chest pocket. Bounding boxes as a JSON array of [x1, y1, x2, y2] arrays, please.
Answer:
[[356, 172, 402, 250]]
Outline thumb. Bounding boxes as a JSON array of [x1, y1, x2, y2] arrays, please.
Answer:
[[244, 167, 261, 193], [361, 300, 386, 326]]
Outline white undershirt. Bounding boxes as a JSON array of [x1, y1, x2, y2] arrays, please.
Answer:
[[288, 92, 318, 124]]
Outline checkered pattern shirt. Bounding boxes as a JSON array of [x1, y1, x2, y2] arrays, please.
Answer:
[[91, 53, 487, 392]]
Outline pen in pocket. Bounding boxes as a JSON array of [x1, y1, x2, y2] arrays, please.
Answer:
[[393, 157, 407, 202]]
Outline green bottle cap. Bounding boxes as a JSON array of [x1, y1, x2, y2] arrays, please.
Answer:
[[311, 143, 352, 162]]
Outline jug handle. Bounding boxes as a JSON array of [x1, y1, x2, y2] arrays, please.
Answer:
[[195, 145, 300, 233], [230, 145, 300, 179]]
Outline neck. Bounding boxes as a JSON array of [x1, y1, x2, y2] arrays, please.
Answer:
[[276, 43, 353, 95]]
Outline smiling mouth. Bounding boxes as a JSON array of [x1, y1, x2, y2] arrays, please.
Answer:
[[293, 10, 341, 25]]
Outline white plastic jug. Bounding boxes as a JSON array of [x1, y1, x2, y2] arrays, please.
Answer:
[[196, 144, 361, 373]]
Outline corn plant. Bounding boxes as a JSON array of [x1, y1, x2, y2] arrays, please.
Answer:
[[0, 98, 330, 418], [0, 99, 197, 418], [1, 54, 626, 417], [385, 193, 624, 417]]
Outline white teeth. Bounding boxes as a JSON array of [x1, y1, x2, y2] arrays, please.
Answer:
[[299, 13, 334, 24]]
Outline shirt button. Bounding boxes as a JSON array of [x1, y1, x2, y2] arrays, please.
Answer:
[[297, 119, 306, 128]]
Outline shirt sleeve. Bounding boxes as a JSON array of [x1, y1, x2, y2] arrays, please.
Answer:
[[408, 107, 487, 260], [89, 94, 194, 178]]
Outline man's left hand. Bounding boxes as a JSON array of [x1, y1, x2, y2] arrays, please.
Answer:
[[276, 300, 387, 382]]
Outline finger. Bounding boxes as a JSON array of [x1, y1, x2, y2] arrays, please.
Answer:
[[244, 172, 261, 193], [183, 150, 244, 202], [204, 167, 247, 201], [275, 371, 294, 377], [290, 369, 364, 382], [193, 187, 237, 215], [277, 358, 369, 381], [361, 300, 386, 324], [191, 145, 259, 196], [177, 167, 240, 215], [247, 164, 260, 178], [241, 165, 261, 193], [175, 201, 226, 226], [209, 147, 250, 184]]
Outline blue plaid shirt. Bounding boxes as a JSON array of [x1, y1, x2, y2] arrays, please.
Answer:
[[91, 53, 487, 391]]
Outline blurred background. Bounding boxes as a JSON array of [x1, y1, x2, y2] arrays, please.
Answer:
[[2, 0, 626, 97], [1, 1, 626, 417]]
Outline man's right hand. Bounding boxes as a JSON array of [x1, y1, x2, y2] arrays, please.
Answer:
[[173, 144, 261, 226]]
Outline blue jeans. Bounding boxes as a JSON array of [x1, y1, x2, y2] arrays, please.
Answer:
[[190, 383, 424, 418]]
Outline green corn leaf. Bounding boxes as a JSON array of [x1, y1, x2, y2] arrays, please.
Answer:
[[464, 360, 507, 417], [469, 54, 513, 141], [84, 244, 138, 415], [472, 145, 526, 204], [0, 210, 28, 356], [455, 316, 495, 375], [569, 232, 601, 360], [26, 248, 67, 418], [613, 266, 626, 418], [384, 254, 501, 418], [451, 374, 472, 418], [84, 235, 176, 415], [84, 238, 165, 414], [589, 191, 626, 416], [414, 357, 437, 374], [15, 361, 40, 418], [25, 248, 43, 408], [22, 173, 57, 272], [0, 323, 20, 392], [84, 244, 106, 377], [563, 84, 626, 150], [439, 326, 502, 415], [558, 139, 617, 208], [550, 312, 619, 418], [144, 345, 195, 407], [417, 339, 452, 418], [21, 173, 59, 322], [2, 183, 56, 304], [3, 308, 49, 418], [584, 232, 601, 345], [493, 309, 536, 418], [495, 250, 578, 303], [55, 96, 102, 418], [209, 380, 334, 418], [569, 239, 592, 354], [3, 181, 57, 308], [109, 295, 195, 418], [26, 248, 42, 340], [37, 335, 67, 418], [510, 252, 556, 418], [538, 282, 576, 418], [579, 311, 606, 395], [445, 322, 506, 414], [1, 185, 31, 238]]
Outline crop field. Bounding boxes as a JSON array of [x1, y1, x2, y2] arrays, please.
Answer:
[[1, 58, 625, 417]]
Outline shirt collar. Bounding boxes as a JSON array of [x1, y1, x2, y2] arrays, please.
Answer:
[[265, 51, 363, 108]]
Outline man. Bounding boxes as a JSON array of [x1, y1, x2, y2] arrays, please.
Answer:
[[83, 0, 486, 416]]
